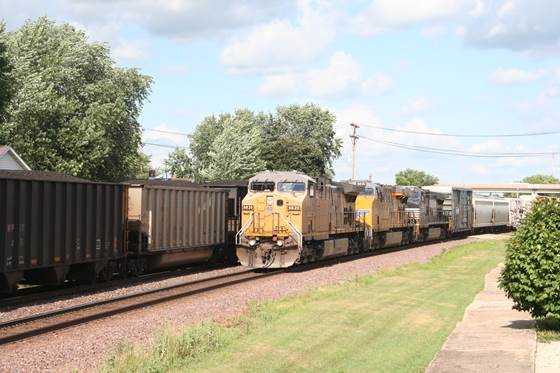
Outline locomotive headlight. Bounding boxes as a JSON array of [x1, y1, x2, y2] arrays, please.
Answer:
[[277, 240, 284, 247], [249, 239, 256, 247]]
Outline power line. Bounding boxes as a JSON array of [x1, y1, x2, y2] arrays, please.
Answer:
[[357, 123, 560, 138], [143, 128, 189, 136], [143, 142, 188, 149], [359, 135, 558, 158]]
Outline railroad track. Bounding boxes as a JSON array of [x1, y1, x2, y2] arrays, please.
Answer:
[[0, 235, 476, 345], [0, 263, 232, 310], [0, 268, 282, 345]]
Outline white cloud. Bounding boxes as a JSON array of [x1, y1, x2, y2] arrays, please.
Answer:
[[142, 123, 188, 146], [362, 74, 393, 96], [259, 51, 392, 97], [113, 39, 151, 62], [463, 0, 560, 53], [421, 25, 447, 38], [471, 164, 490, 175], [160, 64, 189, 75], [402, 97, 435, 115], [352, 0, 473, 35], [489, 67, 542, 85], [220, 0, 337, 74], [142, 123, 190, 169]]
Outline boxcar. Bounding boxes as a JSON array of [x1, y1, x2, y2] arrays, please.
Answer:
[[473, 197, 511, 230], [0, 170, 126, 293]]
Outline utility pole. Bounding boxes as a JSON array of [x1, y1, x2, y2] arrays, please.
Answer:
[[350, 123, 359, 180]]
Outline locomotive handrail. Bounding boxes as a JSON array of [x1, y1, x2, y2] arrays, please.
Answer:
[[235, 213, 255, 245], [280, 214, 303, 249]]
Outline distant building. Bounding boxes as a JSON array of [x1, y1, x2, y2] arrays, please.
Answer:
[[0, 145, 31, 170]]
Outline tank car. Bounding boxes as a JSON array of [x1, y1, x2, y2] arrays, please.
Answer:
[[236, 171, 363, 268]]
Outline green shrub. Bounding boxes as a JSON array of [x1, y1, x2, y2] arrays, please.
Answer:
[[500, 198, 560, 319]]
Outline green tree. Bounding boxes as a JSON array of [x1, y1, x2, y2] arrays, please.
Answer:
[[500, 198, 560, 319], [189, 114, 227, 180], [0, 17, 152, 181], [164, 147, 192, 178], [521, 174, 560, 184], [133, 152, 152, 179], [201, 113, 266, 181], [262, 104, 341, 176], [0, 21, 12, 121], [395, 168, 439, 187], [190, 109, 266, 181]]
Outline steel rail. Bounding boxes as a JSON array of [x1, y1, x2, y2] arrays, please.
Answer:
[[0, 269, 281, 345]]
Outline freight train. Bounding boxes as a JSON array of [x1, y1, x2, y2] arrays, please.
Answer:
[[236, 171, 514, 268], [0, 170, 246, 293], [0, 169, 520, 292]]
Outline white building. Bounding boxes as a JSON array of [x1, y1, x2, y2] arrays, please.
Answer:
[[0, 145, 31, 170]]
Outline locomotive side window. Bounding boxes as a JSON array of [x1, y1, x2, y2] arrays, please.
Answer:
[[277, 182, 305, 192], [251, 182, 275, 192]]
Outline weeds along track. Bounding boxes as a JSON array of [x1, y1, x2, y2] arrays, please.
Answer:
[[0, 269, 282, 345]]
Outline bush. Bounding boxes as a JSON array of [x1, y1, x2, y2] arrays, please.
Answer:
[[500, 198, 560, 319]]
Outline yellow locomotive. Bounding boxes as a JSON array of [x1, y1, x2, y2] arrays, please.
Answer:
[[354, 182, 414, 249], [236, 171, 363, 268]]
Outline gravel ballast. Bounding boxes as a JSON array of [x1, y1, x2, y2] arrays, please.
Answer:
[[0, 235, 501, 372]]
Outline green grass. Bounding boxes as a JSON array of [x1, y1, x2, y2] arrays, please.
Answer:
[[101, 240, 506, 373], [536, 318, 560, 343]]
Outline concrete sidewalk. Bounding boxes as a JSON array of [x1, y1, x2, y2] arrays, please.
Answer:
[[426, 266, 536, 373]]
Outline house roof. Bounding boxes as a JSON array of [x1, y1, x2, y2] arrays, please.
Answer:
[[0, 145, 31, 170]]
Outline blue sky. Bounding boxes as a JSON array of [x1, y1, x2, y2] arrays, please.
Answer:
[[2, 0, 560, 183]]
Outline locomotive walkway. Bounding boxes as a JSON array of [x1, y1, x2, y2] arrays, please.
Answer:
[[426, 266, 536, 372]]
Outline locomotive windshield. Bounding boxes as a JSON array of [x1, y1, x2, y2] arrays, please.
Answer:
[[406, 189, 422, 208], [251, 181, 275, 192], [277, 182, 305, 192]]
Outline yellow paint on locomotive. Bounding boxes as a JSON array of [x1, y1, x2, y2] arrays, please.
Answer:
[[237, 171, 362, 268], [355, 184, 409, 232]]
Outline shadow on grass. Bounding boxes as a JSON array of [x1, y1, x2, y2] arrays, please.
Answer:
[[536, 318, 560, 343]]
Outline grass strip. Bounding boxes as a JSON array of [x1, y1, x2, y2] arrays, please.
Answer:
[[536, 318, 560, 343], [101, 240, 506, 373]]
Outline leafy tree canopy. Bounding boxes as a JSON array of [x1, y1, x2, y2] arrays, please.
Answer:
[[395, 168, 439, 187], [0, 17, 152, 181], [262, 103, 340, 177], [0, 21, 12, 121], [201, 110, 266, 181], [521, 174, 560, 184], [189, 104, 341, 181], [164, 147, 192, 178], [500, 198, 560, 319]]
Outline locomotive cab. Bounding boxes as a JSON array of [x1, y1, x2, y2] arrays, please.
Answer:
[[236, 171, 311, 268], [236, 171, 363, 268]]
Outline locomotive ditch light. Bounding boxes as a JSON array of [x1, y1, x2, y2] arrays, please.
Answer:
[[277, 240, 284, 247], [249, 239, 257, 247]]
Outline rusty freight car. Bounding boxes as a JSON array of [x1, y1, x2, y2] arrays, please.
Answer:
[[0, 170, 127, 293]]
